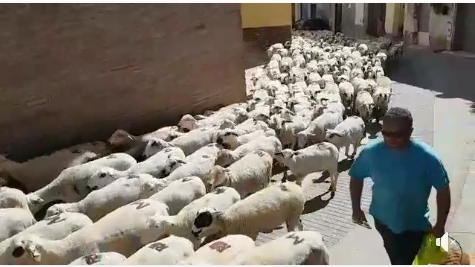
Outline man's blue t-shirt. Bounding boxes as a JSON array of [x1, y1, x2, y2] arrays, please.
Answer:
[[348, 138, 449, 234]]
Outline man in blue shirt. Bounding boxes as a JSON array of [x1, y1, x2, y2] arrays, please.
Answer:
[[349, 107, 451, 265]]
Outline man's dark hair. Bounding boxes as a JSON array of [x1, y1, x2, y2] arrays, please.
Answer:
[[383, 107, 413, 128]]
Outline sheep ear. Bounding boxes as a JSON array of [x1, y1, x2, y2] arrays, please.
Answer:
[[29, 196, 44, 205], [176, 159, 186, 165], [194, 115, 206, 120], [25, 245, 41, 262]]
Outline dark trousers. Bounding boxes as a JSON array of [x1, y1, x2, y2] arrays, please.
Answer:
[[374, 219, 426, 265]]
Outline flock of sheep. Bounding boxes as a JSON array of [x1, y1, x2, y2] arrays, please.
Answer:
[[0, 31, 401, 265]]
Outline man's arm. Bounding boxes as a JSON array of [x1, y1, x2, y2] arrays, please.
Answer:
[[427, 153, 451, 236], [435, 187, 451, 228], [350, 177, 365, 212], [348, 148, 371, 212]]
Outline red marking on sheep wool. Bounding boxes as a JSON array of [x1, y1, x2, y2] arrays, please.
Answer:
[[209, 241, 231, 253], [85, 253, 101, 265]]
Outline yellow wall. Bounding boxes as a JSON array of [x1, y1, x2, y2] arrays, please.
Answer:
[[241, 3, 292, 29], [385, 3, 404, 35]]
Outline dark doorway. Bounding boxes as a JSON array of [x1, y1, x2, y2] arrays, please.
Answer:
[[367, 3, 386, 37], [334, 3, 342, 33]]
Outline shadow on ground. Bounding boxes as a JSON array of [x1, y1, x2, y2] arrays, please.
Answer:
[[390, 48, 475, 103], [303, 190, 334, 214]]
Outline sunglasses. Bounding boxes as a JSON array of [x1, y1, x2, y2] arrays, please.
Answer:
[[381, 130, 407, 138]]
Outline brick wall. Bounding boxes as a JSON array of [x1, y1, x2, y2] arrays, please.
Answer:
[[0, 4, 246, 161]]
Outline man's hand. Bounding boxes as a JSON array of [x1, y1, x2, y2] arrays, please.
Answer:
[[430, 223, 445, 238], [352, 209, 371, 229]]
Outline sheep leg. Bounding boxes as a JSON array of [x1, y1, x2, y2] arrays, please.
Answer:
[[344, 144, 351, 158], [351, 138, 362, 158], [295, 174, 305, 186], [329, 171, 339, 197], [286, 214, 304, 232]]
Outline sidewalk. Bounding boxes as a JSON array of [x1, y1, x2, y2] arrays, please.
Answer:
[[329, 48, 475, 264]]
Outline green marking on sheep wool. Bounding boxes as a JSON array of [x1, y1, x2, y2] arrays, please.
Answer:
[[84, 253, 101, 265], [209, 241, 231, 253], [149, 242, 168, 252], [45, 214, 66, 225], [130, 200, 150, 209], [286, 233, 305, 245]]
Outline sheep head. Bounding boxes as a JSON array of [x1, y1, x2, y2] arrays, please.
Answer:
[[274, 149, 297, 166], [178, 114, 198, 132], [143, 138, 171, 158], [205, 165, 231, 192], [142, 215, 176, 245], [107, 129, 136, 151], [216, 130, 239, 150], [86, 167, 120, 191], [159, 157, 186, 178], [214, 150, 235, 168], [191, 207, 224, 239], [325, 130, 344, 147], [140, 179, 168, 199]]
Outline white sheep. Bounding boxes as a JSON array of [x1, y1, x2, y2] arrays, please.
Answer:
[[26, 153, 137, 215], [69, 252, 126, 265], [275, 116, 307, 149], [177, 108, 247, 132], [9, 199, 170, 264], [167, 128, 223, 156], [216, 129, 275, 150], [230, 231, 329, 265], [144, 176, 206, 215], [376, 74, 392, 89], [122, 235, 194, 265], [185, 143, 221, 162], [214, 136, 282, 167], [231, 118, 269, 135], [0, 208, 36, 243], [322, 101, 346, 116], [351, 77, 370, 94], [274, 142, 339, 192], [204, 150, 272, 197], [372, 86, 392, 121], [0, 212, 93, 265], [181, 234, 255, 265], [142, 186, 241, 249], [141, 138, 173, 158], [325, 116, 365, 159], [0, 187, 29, 209], [338, 81, 355, 108], [279, 56, 293, 73], [163, 153, 217, 183], [191, 182, 305, 240], [86, 147, 186, 190], [126, 146, 186, 178], [47, 173, 157, 222], [354, 90, 375, 122], [297, 112, 343, 148], [141, 126, 184, 142]]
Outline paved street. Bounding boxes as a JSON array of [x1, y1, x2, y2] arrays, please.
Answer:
[[248, 46, 475, 264]]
